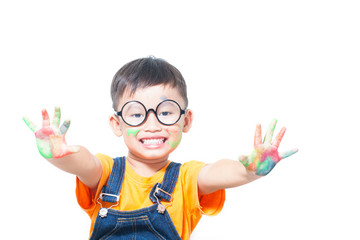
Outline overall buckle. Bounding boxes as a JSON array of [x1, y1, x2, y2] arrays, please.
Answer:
[[99, 193, 120, 202], [154, 186, 173, 214]]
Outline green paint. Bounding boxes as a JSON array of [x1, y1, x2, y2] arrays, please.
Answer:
[[239, 156, 250, 167], [23, 116, 37, 132], [127, 129, 140, 136], [52, 107, 61, 127], [24, 107, 80, 160], [167, 131, 182, 148], [36, 138, 53, 158], [264, 119, 277, 144]]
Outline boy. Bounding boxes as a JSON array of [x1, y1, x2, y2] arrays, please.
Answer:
[[24, 56, 298, 239]]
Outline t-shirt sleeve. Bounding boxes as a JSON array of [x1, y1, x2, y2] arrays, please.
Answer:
[[181, 161, 225, 216], [76, 153, 114, 217]]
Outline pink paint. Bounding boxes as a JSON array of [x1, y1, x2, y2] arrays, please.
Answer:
[[35, 127, 54, 139], [239, 120, 298, 176]]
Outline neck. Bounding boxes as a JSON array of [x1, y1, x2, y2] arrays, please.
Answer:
[[126, 154, 169, 177]]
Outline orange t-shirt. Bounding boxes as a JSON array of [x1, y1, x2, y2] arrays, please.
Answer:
[[76, 153, 225, 240]]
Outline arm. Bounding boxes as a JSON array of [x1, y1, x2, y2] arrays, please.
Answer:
[[198, 119, 298, 195], [23, 107, 102, 191], [198, 159, 261, 195], [47, 146, 102, 190]]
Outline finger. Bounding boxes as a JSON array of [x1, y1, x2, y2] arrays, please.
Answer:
[[52, 106, 61, 127], [264, 119, 277, 144], [42, 109, 50, 127], [67, 145, 80, 154], [279, 148, 299, 160], [23, 116, 37, 132], [272, 127, 286, 149], [254, 124, 262, 148], [60, 119, 71, 135]]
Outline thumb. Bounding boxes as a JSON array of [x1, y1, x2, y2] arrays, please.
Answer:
[[238, 155, 250, 167], [55, 145, 81, 158], [23, 116, 37, 133], [66, 145, 81, 154]]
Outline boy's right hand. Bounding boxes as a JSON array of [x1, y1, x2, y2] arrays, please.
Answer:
[[23, 107, 80, 159]]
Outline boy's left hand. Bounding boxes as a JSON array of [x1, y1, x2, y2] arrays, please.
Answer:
[[239, 119, 298, 176]]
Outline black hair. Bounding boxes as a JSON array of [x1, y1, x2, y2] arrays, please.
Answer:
[[111, 56, 188, 110]]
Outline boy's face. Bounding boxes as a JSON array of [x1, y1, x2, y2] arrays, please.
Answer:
[[109, 85, 193, 163]]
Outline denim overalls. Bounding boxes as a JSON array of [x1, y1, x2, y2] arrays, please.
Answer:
[[89, 157, 182, 240]]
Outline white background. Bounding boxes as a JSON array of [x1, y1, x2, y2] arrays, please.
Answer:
[[1, 0, 359, 239]]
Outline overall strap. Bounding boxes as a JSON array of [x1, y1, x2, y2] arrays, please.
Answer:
[[100, 156, 126, 203], [149, 162, 182, 204]]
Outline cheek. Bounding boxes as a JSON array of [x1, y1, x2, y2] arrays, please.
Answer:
[[126, 129, 140, 137], [122, 128, 140, 146], [167, 126, 182, 148]]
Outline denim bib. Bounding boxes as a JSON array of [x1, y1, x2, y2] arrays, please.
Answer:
[[89, 157, 182, 240]]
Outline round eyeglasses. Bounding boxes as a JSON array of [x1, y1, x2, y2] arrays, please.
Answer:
[[115, 100, 186, 127]]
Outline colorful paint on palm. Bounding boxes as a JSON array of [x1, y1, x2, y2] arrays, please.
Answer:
[[239, 119, 298, 176], [23, 107, 79, 159]]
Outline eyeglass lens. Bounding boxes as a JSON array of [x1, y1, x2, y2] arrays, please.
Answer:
[[121, 100, 182, 126]]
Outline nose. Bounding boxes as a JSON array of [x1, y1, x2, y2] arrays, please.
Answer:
[[143, 110, 162, 132]]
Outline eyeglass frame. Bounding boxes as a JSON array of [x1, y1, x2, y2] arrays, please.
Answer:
[[115, 99, 186, 127]]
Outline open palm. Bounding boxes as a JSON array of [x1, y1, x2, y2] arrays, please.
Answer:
[[239, 119, 298, 176], [23, 107, 79, 159]]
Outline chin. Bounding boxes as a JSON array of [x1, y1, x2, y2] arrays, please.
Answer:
[[129, 151, 170, 162]]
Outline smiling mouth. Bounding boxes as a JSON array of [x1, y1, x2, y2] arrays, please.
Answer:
[[140, 138, 167, 145]]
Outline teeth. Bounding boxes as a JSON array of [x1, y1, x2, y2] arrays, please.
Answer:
[[142, 138, 165, 145]]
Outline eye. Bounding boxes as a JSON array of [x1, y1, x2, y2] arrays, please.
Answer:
[[159, 111, 172, 117], [131, 113, 144, 118]]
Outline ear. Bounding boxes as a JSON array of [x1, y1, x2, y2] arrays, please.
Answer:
[[109, 114, 123, 137], [182, 109, 194, 133]]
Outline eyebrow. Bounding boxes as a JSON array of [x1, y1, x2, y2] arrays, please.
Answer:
[[160, 95, 168, 101], [126, 102, 143, 110]]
